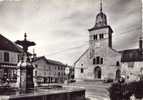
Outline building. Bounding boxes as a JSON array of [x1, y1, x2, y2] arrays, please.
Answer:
[[32, 56, 67, 83], [121, 37, 143, 81], [0, 34, 22, 83], [74, 2, 121, 81], [74, 1, 142, 82]]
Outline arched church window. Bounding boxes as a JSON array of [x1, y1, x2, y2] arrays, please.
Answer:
[[99, 34, 104, 39], [101, 58, 103, 64], [96, 56, 100, 64], [93, 58, 96, 64], [102, 34, 104, 38], [93, 57, 103, 64]]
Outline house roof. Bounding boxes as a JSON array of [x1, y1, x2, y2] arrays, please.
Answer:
[[121, 49, 143, 62], [33, 56, 67, 66], [0, 34, 22, 53]]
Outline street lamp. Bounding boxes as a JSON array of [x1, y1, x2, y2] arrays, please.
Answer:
[[65, 66, 70, 85]]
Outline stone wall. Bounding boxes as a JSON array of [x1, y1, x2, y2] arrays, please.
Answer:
[[6, 89, 85, 100]]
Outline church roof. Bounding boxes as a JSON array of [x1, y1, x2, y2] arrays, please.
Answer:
[[74, 48, 89, 66], [33, 56, 67, 66], [0, 34, 22, 53], [121, 49, 143, 62]]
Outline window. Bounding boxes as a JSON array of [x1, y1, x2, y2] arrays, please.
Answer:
[[93, 58, 96, 64], [93, 35, 97, 40], [99, 34, 104, 39], [116, 61, 120, 66], [93, 56, 103, 65], [58, 72, 60, 76], [35, 64, 38, 68], [101, 58, 103, 64], [58, 66, 60, 70], [96, 56, 100, 64], [128, 62, 134, 68], [0, 52, 2, 61], [49, 66, 51, 71], [81, 68, 84, 73], [4, 52, 9, 62]]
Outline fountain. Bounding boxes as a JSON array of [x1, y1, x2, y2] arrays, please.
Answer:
[[15, 33, 35, 92]]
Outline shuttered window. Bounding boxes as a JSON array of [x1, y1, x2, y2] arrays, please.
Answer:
[[4, 52, 9, 62]]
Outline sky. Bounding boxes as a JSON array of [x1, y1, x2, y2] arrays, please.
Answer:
[[0, 0, 142, 65]]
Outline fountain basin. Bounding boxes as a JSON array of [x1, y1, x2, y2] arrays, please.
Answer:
[[0, 86, 85, 100]]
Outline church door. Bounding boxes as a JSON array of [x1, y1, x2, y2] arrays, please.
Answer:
[[94, 66, 101, 79]]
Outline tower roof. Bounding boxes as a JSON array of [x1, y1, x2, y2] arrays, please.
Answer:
[[95, 0, 107, 28]]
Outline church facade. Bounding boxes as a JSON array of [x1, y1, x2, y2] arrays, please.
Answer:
[[74, 4, 122, 81], [74, 2, 143, 81]]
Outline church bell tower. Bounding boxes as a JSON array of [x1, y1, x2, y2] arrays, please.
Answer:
[[88, 0, 113, 58]]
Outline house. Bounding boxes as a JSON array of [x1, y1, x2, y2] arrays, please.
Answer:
[[32, 56, 67, 83], [0, 34, 22, 83], [121, 37, 143, 81]]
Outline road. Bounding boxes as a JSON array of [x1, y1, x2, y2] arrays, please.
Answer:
[[68, 80, 111, 100]]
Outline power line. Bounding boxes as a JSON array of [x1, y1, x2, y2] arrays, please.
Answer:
[[113, 27, 141, 37], [44, 27, 141, 56], [46, 42, 88, 56]]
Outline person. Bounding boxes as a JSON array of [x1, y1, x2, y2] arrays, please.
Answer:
[[109, 75, 131, 100], [134, 75, 143, 100]]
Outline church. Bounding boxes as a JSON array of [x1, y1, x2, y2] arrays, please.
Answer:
[[74, 2, 121, 81], [74, 1, 143, 81]]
